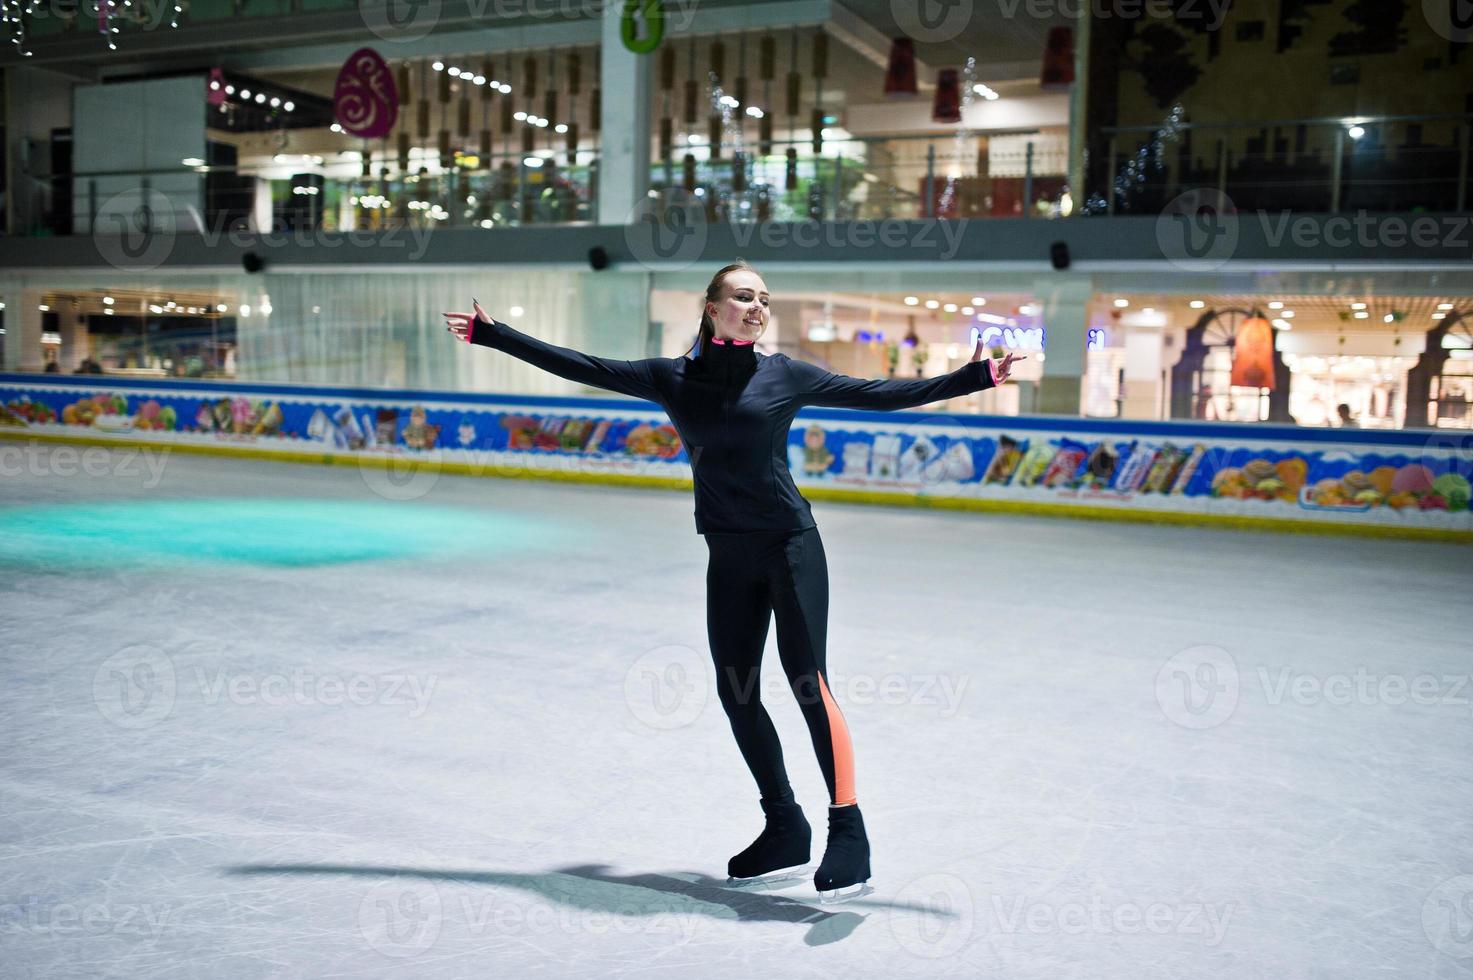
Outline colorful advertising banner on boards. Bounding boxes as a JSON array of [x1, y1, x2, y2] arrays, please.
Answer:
[[2, 375, 1468, 536]]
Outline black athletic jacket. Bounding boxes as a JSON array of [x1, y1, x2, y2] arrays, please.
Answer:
[[469, 317, 998, 534]]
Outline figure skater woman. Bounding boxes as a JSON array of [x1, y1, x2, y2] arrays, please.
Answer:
[[444, 259, 1021, 901]]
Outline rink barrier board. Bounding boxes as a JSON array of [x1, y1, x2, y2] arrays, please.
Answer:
[[1, 375, 1470, 544], [3, 428, 1469, 545]]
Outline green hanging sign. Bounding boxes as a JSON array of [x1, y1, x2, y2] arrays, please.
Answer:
[[620, 0, 664, 54]]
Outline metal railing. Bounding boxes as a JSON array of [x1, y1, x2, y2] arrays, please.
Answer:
[[11, 150, 600, 238], [7, 131, 1072, 237], [1098, 113, 1472, 215], [647, 133, 1070, 224]]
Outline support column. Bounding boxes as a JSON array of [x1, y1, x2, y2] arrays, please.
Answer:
[[1034, 275, 1091, 415], [597, 8, 651, 226], [1120, 329, 1165, 419], [3, 287, 46, 372], [59, 309, 89, 373]]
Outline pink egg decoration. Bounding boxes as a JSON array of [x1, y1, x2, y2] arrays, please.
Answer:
[[333, 47, 399, 139]]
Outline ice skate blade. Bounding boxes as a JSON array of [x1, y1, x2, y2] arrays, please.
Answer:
[[723, 868, 810, 891], [817, 882, 874, 905]]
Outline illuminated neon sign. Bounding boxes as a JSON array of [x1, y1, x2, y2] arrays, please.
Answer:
[[972, 325, 1045, 351]]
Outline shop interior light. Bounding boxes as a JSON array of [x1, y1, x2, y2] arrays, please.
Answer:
[[1189, 300, 1205, 308], [447, 67, 461, 77], [149, 305, 162, 313], [1350, 302, 1367, 310], [224, 84, 234, 95], [746, 106, 764, 118], [508, 306, 524, 317], [924, 300, 940, 309], [524, 157, 544, 167], [38, 304, 49, 311], [1268, 301, 1283, 309], [499, 83, 512, 94], [1432, 312, 1446, 320], [1113, 298, 1129, 308], [971, 296, 985, 306], [961, 306, 974, 315], [1354, 311, 1369, 319], [942, 303, 957, 312], [1272, 318, 1292, 331], [239, 89, 251, 99], [1383, 313, 1395, 323], [1438, 302, 1455, 310], [102, 296, 114, 305], [240, 305, 251, 316], [432, 61, 444, 71], [971, 83, 1000, 100], [216, 303, 227, 312], [904, 296, 919, 306], [1347, 124, 1365, 139], [1281, 310, 1295, 318], [1142, 307, 1154, 314], [514, 111, 527, 121], [473, 75, 486, 86]]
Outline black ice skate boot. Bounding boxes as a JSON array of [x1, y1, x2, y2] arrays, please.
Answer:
[[726, 798, 812, 881], [814, 804, 872, 902]]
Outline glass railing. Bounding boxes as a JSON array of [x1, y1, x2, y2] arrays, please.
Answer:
[[7, 132, 1071, 237], [646, 133, 1070, 224], [15, 152, 599, 238], [1096, 113, 1472, 215]]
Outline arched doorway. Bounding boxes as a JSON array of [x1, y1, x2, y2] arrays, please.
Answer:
[[1170, 307, 1292, 422]]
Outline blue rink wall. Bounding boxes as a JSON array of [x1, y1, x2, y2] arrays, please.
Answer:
[[1, 373, 1469, 542]]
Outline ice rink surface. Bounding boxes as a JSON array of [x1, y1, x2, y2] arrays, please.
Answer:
[[2, 442, 1471, 979]]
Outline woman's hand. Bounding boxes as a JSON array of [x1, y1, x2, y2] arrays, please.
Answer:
[[970, 336, 1026, 384], [443, 300, 492, 343]]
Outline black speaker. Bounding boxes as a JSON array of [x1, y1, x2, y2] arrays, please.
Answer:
[[1049, 240, 1070, 270], [242, 251, 267, 274], [588, 246, 610, 271]]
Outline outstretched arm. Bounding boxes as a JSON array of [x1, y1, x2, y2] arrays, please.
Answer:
[[446, 303, 663, 404], [788, 339, 1024, 411]]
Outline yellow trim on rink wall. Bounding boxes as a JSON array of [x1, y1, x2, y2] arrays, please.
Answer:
[[3, 428, 1469, 544]]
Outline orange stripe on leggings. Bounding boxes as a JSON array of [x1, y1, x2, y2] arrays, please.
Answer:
[[815, 672, 857, 806]]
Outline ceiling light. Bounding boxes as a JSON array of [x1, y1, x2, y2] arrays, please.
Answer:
[[924, 299, 939, 309], [1350, 302, 1367, 310], [943, 303, 957, 313], [1114, 298, 1129, 308], [1281, 311, 1294, 318], [1189, 300, 1205, 309], [509, 305, 524, 317], [1438, 302, 1454, 310], [971, 296, 985, 305], [1268, 301, 1283, 309], [1354, 311, 1369, 319], [904, 296, 919, 306]]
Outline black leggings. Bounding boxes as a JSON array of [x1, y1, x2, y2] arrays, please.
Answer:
[[703, 525, 857, 807]]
